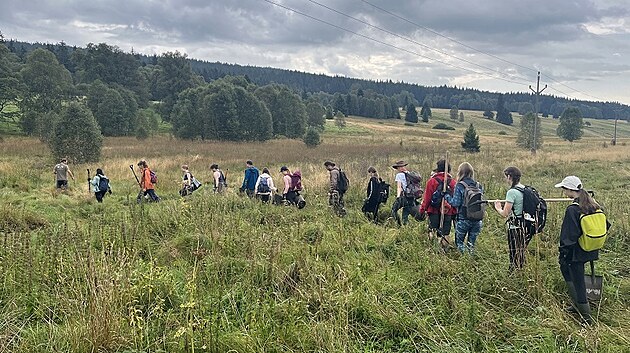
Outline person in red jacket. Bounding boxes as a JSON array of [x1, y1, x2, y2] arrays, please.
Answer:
[[420, 159, 457, 243]]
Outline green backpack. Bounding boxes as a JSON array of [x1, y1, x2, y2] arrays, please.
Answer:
[[578, 207, 608, 252]]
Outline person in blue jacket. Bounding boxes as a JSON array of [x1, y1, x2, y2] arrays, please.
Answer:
[[240, 160, 260, 198], [443, 162, 483, 253]]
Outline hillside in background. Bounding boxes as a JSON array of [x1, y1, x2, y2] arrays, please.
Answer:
[[6, 39, 630, 120]]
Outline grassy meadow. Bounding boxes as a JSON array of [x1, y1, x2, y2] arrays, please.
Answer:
[[1, 109, 629, 352]]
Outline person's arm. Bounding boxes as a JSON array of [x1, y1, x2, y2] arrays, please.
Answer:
[[283, 175, 290, 195], [366, 178, 373, 200], [241, 170, 249, 190], [254, 176, 261, 193], [90, 176, 99, 188], [269, 177, 276, 192], [67, 167, 75, 180], [330, 170, 339, 192], [559, 205, 581, 249], [494, 201, 513, 218], [444, 182, 463, 208], [140, 169, 146, 189], [214, 171, 220, 189]]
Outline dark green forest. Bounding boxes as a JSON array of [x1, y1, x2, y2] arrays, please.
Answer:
[[2, 39, 630, 142]]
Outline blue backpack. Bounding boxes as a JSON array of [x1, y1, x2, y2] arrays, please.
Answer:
[[98, 176, 109, 192], [258, 177, 271, 193], [430, 176, 452, 208]]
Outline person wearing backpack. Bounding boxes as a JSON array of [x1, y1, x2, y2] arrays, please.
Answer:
[[280, 166, 306, 208], [89, 168, 112, 203], [443, 162, 484, 253], [391, 160, 422, 226], [137, 160, 160, 203], [420, 159, 457, 242], [255, 168, 276, 202], [53, 158, 75, 192], [180, 165, 201, 197], [241, 160, 260, 198], [494, 166, 530, 271], [324, 161, 347, 217], [211, 164, 227, 193], [362, 166, 383, 222], [555, 176, 608, 324]]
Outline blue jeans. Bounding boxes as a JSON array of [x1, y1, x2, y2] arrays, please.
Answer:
[[455, 219, 482, 253]]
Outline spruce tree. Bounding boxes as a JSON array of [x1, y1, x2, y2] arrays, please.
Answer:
[[404, 103, 418, 123], [461, 123, 480, 152], [450, 105, 458, 120], [303, 127, 321, 147], [50, 102, 102, 163], [495, 94, 513, 125], [557, 107, 583, 142], [517, 112, 542, 150], [421, 101, 432, 122], [459, 112, 465, 122]]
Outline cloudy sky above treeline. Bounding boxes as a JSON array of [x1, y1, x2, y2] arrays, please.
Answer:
[[2, 0, 629, 104]]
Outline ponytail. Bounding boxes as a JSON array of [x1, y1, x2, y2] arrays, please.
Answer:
[[503, 166, 522, 188], [576, 189, 599, 214]]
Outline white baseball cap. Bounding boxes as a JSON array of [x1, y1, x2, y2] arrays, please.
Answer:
[[554, 176, 582, 191]]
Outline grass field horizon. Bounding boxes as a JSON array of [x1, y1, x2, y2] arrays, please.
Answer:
[[1, 109, 629, 352]]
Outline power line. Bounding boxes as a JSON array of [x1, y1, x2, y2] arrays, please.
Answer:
[[262, 0, 528, 87], [305, 0, 530, 85], [361, 0, 606, 102]]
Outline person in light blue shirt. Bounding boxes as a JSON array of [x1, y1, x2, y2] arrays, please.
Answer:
[[494, 166, 528, 271]]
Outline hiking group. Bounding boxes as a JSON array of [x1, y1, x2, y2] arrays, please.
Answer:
[[57, 156, 609, 324]]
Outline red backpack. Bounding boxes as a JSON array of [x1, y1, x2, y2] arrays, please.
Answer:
[[290, 171, 303, 191]]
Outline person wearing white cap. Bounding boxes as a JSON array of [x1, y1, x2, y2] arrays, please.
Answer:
[[555, 175, 601, 324]]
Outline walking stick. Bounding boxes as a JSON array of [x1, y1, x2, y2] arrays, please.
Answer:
[[439, 151, 449, 249], [87, 169, 91, 194]]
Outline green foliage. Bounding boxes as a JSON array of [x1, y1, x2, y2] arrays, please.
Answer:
[[255, 84, 307, 138], [432, 123, 455, 130], [334, 110, 346, 128], [495, 94, 513, 125], [483, 110, 495, 120], [518, 102, 535, 115], [0, 43, 22, 130], [498, 130, 507, 135], [459, 112, 464, 122], [557, 107, 584, 142], [517, 112, 543, 150], [49, 102, 102, 163], [325, 106, 334, 120], [420, 101, 432, 123], [156, 51, 202, 121], [306, 101, 326, 129], [404, 103, 418, 123], [333, 92, 346, 115], [449, 105, 459, 120], [19, 48, 72, 136], [303, 127, 321, 147], [461, 123, 480, 152]]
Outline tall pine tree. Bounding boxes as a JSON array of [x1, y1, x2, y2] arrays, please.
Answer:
[[461, 123, 480, 152], [495, 94, 513, 125], [405, 103, 418, 123]]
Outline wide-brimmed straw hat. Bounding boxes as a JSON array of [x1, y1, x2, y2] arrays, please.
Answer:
[[391, 160, 408, 168]]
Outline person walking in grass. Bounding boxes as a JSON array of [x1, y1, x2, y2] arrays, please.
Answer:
[[443, 162, 483, 253], [555, 176, 606, 325], [420, 159, 457, 244], [241, 160, 259, 198], [89, 168, 111, 203], [362, 166, 382, 222], [179, 165, 200, 197], [280, 166, 306, 208], [254, 167, 275, 203], [53, 158, 75, 191], [211, 164, 227, 193], [494, 166, 528, 271], [391, 160, 416, 225], [137, 159, 160, 203], [324, 160, 347, 217]]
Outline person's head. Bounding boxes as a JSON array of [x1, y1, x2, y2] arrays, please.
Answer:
[[262, 167, 269, 174], [280, 166, 290, 175], [503, 166, 521, 187], [435, 159, 451, 174], [554, 176, 599, 214], [391, 160, 408, 172], [246, 160, 253, 167], [181, 164, 189, 172], [60, 158, 67, 164], [96, 168, 103, 176], [210, 164, 219, 171], [367, 166, 378, 177], [138, 159, 147, 168], [457, 162, 474, 181], [324, 160, 335, 171]]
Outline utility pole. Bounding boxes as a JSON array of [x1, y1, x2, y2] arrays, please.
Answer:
[[612, 115, 618, 146], [529, 71, 547, 154]]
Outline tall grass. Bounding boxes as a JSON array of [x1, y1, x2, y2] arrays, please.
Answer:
[[1, 118, 629, 352]]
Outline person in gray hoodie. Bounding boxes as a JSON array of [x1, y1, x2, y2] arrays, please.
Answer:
[[325, 161, 346, 216]]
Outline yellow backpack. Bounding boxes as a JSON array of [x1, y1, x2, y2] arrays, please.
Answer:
[[578, 207, 608, 252]]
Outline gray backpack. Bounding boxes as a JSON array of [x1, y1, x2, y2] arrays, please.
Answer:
[[460, 180, 485, 221]]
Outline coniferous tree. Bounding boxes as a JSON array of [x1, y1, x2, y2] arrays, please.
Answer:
[[325, 106, 334, 120], [495, 94, 513, 125], [50, 102, 102, 163], [334, 110, 346, 128], [0, 42, 22, 129], [404, 103, 418, 123], [306, 101, 325, 129], [303, 127, 321, 147], [517, 112, 542, 150], [421, 100, 432, 122], [459, 112, 464, 122], [557, 107, 583, 142], [461, 123, 480, 152], [450, 105, 459, 120]]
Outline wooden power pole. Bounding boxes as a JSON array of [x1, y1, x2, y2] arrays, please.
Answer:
[[529, 71, 547, 154]]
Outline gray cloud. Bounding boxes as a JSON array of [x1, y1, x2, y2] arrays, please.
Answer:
[[1, 0, 629, 103]]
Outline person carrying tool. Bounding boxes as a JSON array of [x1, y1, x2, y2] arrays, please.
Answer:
[[135, 159, 160, 203]]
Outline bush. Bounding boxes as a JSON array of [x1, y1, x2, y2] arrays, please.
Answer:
[[498, 131, 507, 135], [303, 127, 321, 148], [432, 123, 455, 130], [49, 102, 103, 163]]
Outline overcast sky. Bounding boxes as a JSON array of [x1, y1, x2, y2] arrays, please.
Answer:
[[2, 0, 630, 104]]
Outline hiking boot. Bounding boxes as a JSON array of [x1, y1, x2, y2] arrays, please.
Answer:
[[576, 303, 593, 325], [565, 281, 578, 313]]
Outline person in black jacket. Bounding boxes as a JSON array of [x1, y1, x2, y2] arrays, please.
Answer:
[[555, 175, 600, 324], [362, 166, 381, 222]]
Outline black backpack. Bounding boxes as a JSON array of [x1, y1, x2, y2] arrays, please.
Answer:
[[459, 180, 485, 221], [378, 179, 390, 204], [337, 169, 349, 193], [98, 176, 109, 192], [513, 185, 547, 235]]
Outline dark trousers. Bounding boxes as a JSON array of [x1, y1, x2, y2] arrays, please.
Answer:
[[137, 189, 160, 203], [561, 261, 588, 304], [257, 194, 271, 203], [507, 227, 533, 271], [95, 190, 106, 203], [391, 197, 416, 225]]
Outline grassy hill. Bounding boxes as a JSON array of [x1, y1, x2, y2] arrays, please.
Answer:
[[1, 116, 629, 352]]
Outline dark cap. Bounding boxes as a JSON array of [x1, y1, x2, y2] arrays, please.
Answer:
[[280, 166, 289, 172]]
